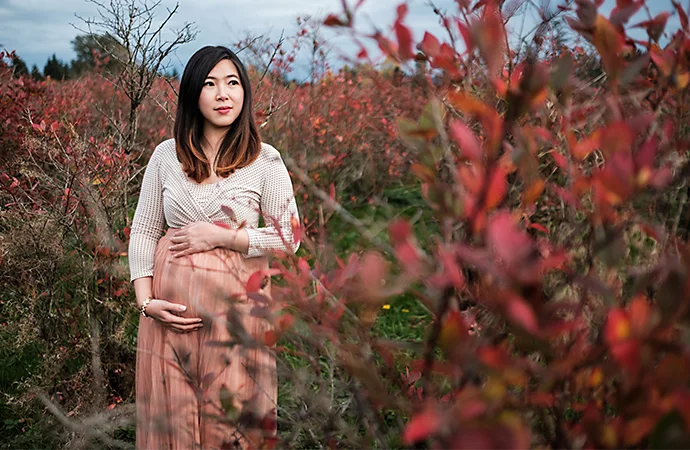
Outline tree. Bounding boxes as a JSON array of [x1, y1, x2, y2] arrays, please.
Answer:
[[10, 55, 28, 78], [75, 0, 197, 153], [43, 54, 70, 80], [70, 33, 127, 76], [30, 64, 43, 81]]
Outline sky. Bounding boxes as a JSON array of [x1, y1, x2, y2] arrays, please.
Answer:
[[0, 0, 682, 80]]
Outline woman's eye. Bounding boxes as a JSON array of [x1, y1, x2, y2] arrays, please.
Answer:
[[229, 80, 240, 86], [204, 81, 213, 86]]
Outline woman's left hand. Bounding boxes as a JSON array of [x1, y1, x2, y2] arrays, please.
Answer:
[[169, 222, 221, 258]]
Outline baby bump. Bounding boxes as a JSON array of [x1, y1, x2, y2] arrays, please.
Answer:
[[152, 228, 270, 317]]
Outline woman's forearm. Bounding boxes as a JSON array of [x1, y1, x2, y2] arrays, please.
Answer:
[[215, 227, 249, 254], [133, 277, 154, 308]]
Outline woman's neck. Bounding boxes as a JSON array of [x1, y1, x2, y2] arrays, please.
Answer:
[[201, 125, 228, 163]]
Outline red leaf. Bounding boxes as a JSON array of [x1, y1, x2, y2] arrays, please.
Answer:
[[505, 295, 539, 334], [604, 308, 631, 345], [402, 407, 442, 444], [650, 166, 672, 189], [632, 12, 670, 42], [297, 257, 311, 277], [394, 22, 415, 60], [600, 121, 634, 156], [263, 330, 278, 346], [523, 179, 545, 205], [611, 340, 641, 374], [628, 295, 652, 336], [396, 241, 421, 275], [610, 1, 643, 25], [389, 218, 412, 243], [290, 215, 302, 246], [528, 223, 549, 234], [551, 151, 569, 170], [634, 136, 658, 171], [220, 204, 237, 221], [456, 18, 474, 51], [439, 310, 469, 355], [477, 345, 511, 369], [431, 245, 466, 290], [246, 269, 281, 293], [572, 133, 600, 160], [396, 3, 408, 21], [373, 32, 399, 60], [276, 313, 295, 331], [674, 1, 689, 30], [528, 392, 555, 407], [324, 14, 347, 27], [449, 119, 482, 161], [358, 251, 388, 299], [485, 167, 507, 210], [593, 15, 624, 77], [596, 151, 635, 205], [420, 32, 441, 58], [487, 211, 534, 269]]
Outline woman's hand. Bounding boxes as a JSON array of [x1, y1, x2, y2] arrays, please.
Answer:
[[143, 299, 204, 333], [169, 222, 222, 258]]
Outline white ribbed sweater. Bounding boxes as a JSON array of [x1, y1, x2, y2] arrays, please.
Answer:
[[128, 139, 300, 281]]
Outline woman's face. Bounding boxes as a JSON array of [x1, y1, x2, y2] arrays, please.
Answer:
[[198, 58, 244, 130]]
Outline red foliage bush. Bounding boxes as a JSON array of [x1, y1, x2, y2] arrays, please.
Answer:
[[4, 0, 690, 447], [257, 0, 690, 448]]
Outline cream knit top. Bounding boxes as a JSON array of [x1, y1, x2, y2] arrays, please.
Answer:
[[128, 139, 300, 281]]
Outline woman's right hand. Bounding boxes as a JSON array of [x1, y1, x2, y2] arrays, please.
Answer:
[[143, 299, 204, 333]]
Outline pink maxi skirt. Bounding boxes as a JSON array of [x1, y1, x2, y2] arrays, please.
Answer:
[[136, 228, 277, 450]]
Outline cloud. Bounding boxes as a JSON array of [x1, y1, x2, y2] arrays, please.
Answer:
[[0, 0, 458, 73], [3, 0, 677, 76]]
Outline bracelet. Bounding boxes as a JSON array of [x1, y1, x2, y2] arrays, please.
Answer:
[[140, 297, 153, 317]]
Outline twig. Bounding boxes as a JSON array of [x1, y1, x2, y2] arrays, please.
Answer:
[[281, 153, 394, 255], [37, 392, 133, 449]]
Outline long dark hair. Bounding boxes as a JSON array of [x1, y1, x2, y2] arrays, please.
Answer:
[[174, 46, 261, 182]]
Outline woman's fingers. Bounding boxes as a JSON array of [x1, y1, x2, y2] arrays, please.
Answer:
[[164, 314, 204, 326], [169, 322, 204, 333], [169, 232, 187, 243], [168, 242, 190, 252]]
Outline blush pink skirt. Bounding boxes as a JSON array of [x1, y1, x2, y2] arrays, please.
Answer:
[[136, 228, 277, 449]]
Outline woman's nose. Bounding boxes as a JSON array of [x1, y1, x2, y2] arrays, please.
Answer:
[[216, 86, 230, 100]]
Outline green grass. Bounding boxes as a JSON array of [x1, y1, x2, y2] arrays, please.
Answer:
[[328, 184, 436, 344]]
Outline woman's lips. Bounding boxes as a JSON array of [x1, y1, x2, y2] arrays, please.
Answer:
[[216, 107, 232, 114]]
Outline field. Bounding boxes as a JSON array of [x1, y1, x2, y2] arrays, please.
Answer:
[[3, 0, 690, 448]]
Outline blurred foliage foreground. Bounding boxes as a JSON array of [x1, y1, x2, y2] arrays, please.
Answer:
[[4, 0, 690, 448]]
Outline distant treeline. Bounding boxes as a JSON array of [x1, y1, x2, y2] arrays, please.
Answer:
[[7, 33, 179, 81]]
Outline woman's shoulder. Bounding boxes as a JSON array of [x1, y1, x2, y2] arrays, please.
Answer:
[[149, 138, 177, 165], [153, 138, 177, 157], [257, 142, 285, 166], [259, 141, 280, 157]]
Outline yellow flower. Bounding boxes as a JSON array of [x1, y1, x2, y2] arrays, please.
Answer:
[[382, 304, 391, 310], [402, 308, 409, 313]]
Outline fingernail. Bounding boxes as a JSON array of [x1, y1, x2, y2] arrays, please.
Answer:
[[168, 246, 172, 250], [179, 305, 186, 311]]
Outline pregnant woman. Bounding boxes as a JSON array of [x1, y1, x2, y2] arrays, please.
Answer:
[[128, 45, 299, 449]]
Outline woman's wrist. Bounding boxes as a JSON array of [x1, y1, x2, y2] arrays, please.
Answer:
[[215, 226, 238, 250], [140, 297, 153, 317]]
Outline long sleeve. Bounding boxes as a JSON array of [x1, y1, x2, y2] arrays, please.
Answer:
[[128, 146, 166, 281], [244, 148, 300, 258]]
